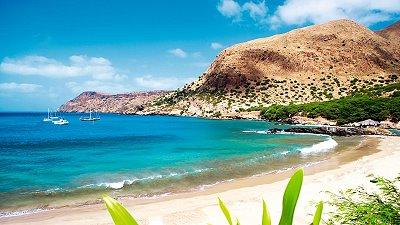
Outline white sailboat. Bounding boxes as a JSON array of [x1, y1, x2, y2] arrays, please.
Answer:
[[80, 110, 100, 121], [50, 110, 59, 121], [43, 108, 52, 122]]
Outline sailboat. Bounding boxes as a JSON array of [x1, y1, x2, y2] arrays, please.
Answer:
[[50, 111, 60, 121], [43, 109, 59, 122], [80, 110, 100, 121], [43, 108, 52, 122]]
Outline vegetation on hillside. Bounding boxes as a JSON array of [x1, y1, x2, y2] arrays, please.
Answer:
[[260, 82, 400, 124]]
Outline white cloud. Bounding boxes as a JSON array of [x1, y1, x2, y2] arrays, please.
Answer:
[[217, 0, 268, 23], [243, 1, 267, 21], [0, 55, 125, 81], [211, 42, 224, 50], [0, 82, 42, 93], [217, 0, 242, 20], [134, 75, 196, 90], [168, 48, 188, 58], [273, 0, 400, 26], [217, 0, 399, 28]]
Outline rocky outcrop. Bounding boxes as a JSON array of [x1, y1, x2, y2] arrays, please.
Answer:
[[59, 91, 169, 114], [269, 126, 394, 136], [377, 21, 400, 47]]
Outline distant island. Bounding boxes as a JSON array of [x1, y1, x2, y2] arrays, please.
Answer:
[[60, 19, 400, 129]]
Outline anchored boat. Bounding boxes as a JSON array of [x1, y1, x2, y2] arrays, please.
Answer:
[[53, 118, 69, 125], [80, 110, 100, 122]]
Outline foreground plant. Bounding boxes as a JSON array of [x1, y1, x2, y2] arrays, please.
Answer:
[[103, 168, 323, 225], [103, 195, 139, 225], [327, 174, 400, 225], [217, 169, 323, 225]]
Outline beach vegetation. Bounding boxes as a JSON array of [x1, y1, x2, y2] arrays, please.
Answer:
[[326, 174, 400, 225], [102, 168, 324, 225]]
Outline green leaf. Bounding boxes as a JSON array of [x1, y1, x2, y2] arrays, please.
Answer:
[[236, 219, 241, 225], [262, 199, 272, 225], [312, 201, 323, 225], [278, 168, 304, 225], [218, 197, 233, 225], [103, 195, 139, 225]]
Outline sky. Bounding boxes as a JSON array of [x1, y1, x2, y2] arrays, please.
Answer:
[[0, 0, 399, 111]]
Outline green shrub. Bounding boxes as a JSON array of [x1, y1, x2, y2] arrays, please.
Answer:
[[327, 174, 400, 225], [260, 83, 400, 124]]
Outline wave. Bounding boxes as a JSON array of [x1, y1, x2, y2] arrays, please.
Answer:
[[281, 151, 290, 155], [299, 137, 338, 154], [79, 168, 213, 190], [0, 207, 51, 218], [242, 130, 269, 134]]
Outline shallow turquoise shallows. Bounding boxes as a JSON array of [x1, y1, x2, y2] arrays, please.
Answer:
[[0, 112, 338, 214]]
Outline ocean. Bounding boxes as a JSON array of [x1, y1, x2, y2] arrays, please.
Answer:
[[0, 112, 359, 216]]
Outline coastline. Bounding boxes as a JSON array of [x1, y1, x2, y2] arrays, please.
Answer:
[[1, 135, 399, 225]]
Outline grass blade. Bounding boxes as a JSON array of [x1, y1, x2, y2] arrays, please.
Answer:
[[236, 218, 241, 225], [103, 195, 139, 225], [218, 197, 233, 225], [262, 199, 271, 225], [278, 168, 304, 225], [312, 201, 323, 225]]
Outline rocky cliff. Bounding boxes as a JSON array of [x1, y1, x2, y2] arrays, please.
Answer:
[[59, 91, 169, 114]]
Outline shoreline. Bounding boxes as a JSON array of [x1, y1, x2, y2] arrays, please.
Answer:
[[1, 135, 399, 224], [0, 134, 352, 217]]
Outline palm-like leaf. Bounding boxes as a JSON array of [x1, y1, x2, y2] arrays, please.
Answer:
[[278, 168, 304, 225], [262, 199, 272, 225], [218, 197, 234, 225], [103, 195, 139, 225], [312, 201, 323, 225]]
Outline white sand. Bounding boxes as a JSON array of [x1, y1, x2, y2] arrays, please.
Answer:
[[1, 136, 399, 225]]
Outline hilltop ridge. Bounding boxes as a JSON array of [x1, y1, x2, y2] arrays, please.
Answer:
[[143, 19, 399, 118]]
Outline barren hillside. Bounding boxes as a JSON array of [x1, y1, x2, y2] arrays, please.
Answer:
[[145, 19, 399, 118]]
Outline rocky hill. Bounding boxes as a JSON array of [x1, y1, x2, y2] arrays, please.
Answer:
[[377, 21, 400, 46], [143, 19, 399, 118], [59, 91, 169, 114]]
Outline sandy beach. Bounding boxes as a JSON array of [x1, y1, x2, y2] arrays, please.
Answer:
[[1, 135, 399, 225]]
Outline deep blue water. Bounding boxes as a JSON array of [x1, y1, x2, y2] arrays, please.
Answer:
[[0, 112, 337, 212]]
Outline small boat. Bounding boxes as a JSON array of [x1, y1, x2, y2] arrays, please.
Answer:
[[50, 111, 60, 121], [53, 118, 69, 125], [80, 110, 100, 122], [43, 108, 52, 122]]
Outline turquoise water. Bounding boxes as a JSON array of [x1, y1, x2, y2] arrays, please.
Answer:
[[0, 112, 340, 215]]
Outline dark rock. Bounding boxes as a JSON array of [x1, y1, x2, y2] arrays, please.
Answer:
[[284, 126, 381, 136], [268, 128, 283, 134]]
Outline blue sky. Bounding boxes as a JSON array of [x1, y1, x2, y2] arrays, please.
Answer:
[[0, 0, 399, 111]]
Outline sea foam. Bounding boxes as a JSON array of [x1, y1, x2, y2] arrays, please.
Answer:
[[299, 137, 338, 154]]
